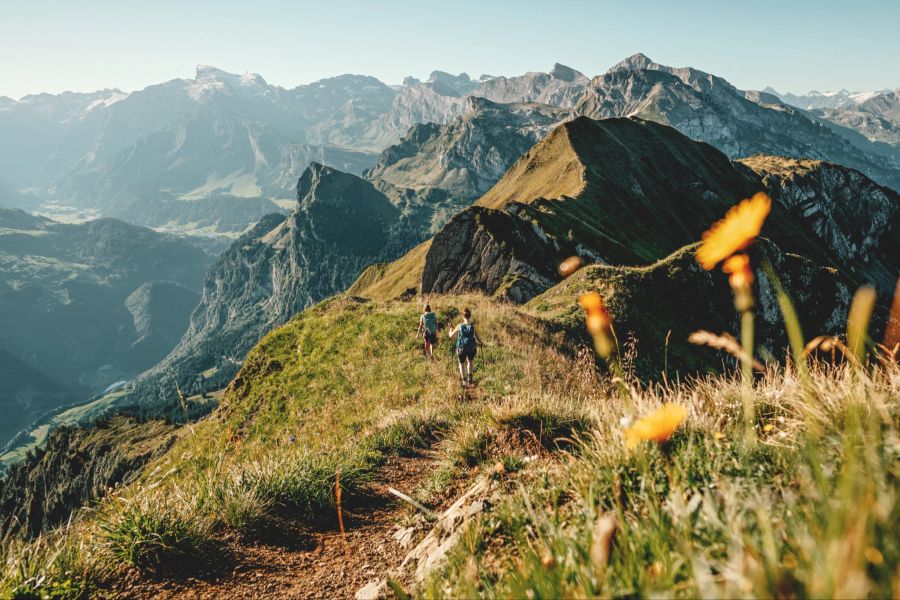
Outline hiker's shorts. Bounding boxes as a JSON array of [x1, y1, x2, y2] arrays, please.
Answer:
[[424, 331, 437, 344], [457, 346, 476, 363]]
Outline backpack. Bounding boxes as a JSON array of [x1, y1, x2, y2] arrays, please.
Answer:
[[456, 323, 476, 351], [422, 312, 437, 334]]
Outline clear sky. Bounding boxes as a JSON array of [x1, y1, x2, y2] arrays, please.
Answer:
[[1, 0, 897, 99]]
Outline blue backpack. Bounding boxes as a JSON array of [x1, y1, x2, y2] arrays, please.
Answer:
[[456, 323, 476, 351], [422, 312, 437, 334]]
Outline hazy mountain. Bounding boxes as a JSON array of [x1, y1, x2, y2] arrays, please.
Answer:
[[122, 163, 449, 405], [0, 208, 213, 446], [365, 97, 570, 201], [803, 90, 900, 149], [763, 86, 892, 110], [360, 64, 589, 149]]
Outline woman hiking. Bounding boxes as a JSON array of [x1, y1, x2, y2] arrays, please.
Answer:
[[416, 303, 438, 359], [448, 307, 480, 387]]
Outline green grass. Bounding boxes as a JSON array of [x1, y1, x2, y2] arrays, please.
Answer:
[[427, 363, 900, 599], [2, 291, 897, 598], [95, 495, 210, 575]]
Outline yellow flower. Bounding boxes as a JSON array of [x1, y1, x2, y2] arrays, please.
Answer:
[[722, 253, 754, 288], [558, 255, 583, 278], [624, 403, 687, 449], [579, 292, 614, 358], [696, 192, 771, 270], [578, 291, 604, 312]]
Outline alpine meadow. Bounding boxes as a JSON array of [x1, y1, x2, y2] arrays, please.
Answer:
[[0, 2, 898, 598]]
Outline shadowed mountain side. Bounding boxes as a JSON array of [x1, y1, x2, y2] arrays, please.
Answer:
[[0, 208, 213, 446]]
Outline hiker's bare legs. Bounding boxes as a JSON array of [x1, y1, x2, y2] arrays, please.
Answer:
[[425, 340, 433, 359]]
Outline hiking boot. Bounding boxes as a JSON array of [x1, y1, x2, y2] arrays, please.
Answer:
[[460, 379, 468, 388], [467, 374, 474, 385]]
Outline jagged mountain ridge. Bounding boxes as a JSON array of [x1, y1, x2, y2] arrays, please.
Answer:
[[4, 56, 899, 242], [365, 97, 570, 201], [576, 54, 900, 192], [357, 116, 897, 310]]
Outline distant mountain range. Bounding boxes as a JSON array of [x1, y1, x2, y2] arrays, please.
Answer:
[[762, 87, 894, 110], [2, 55, 897, 241], [761, 86, 900, 153], [1, 53, 898, 464]]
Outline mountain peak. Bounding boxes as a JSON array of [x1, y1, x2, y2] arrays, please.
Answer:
[[475, 118, 587, 209], [549, 63, 582, 82], [194, 65, 267, 86], [609, 52, 657, 72]]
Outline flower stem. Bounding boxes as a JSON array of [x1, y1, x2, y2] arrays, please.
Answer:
[[740, 308, 756, 444]]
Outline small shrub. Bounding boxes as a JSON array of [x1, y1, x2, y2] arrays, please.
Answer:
[[201, 475, 272, 532], [493, 401, 592, 449], [96, 496, 208, 574], [446, 423, 493, 467], [242, 450, 374, 519], [367, 409, 451, 457]]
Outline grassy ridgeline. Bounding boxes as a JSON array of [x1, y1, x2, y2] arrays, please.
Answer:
[[2, 294, 897, 598]]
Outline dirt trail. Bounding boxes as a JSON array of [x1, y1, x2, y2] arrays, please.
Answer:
[[114, 451, 438, 600]]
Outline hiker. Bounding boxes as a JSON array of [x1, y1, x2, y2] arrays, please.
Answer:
[[416, 303, 438, 359], [448, 307, 480, 387]]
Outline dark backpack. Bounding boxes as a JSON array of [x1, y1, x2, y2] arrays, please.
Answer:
[[456, 323, 476, 351], [422, 312, 437, 334]]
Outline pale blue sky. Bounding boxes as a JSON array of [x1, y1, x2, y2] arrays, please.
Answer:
[[1, 0, 897, 99]]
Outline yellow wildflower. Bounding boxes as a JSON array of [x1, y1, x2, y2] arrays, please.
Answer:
[[558, 255, 583, 278], [696, 192, 771, 270], [579, 291, 613, 358], [624, 403, 687, 449]]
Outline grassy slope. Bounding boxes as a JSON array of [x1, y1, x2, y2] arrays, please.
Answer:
[[1, 294, 580, 595], [2, 286, 897, 598]]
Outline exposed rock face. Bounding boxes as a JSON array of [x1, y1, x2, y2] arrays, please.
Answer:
[[576, 54, 900, 192], [740, 155, 900, 296], [421, 207, 557, 303], [366, 98, 569, 201], [0, 417, 178, 539]]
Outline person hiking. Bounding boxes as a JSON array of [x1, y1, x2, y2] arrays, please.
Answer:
[[448, 307, 480, 387], [416, 303, 438, 359]]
